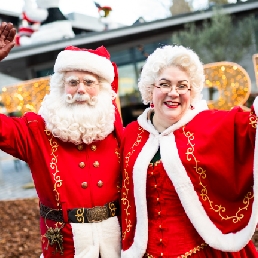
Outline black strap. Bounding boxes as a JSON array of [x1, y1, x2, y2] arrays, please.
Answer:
[[40, 200, 120, 223]]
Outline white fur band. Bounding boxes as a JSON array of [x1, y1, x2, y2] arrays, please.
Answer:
[[54, 50, 114, 83]]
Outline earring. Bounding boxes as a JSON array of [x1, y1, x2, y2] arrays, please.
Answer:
[[190, 105, 194, 110], [150, 103, 154, 108]]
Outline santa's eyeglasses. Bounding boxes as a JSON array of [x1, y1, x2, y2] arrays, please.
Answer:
[[67, 79, 99, 88]]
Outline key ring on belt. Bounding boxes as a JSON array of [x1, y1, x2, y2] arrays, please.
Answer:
[[44, 209, 65, 255]]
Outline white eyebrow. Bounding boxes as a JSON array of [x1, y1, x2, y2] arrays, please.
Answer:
[[159, 78, 189, 83], [65, 75, 78, 82], [82, 75, 98, 81]]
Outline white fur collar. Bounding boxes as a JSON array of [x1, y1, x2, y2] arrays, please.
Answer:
[[138, 100, 208, 135], [122, 99, 258, 258]]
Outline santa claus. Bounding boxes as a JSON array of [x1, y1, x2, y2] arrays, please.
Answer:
[[0, 22, 123, 258]]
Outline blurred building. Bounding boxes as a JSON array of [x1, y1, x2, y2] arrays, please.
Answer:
[[0, 0, 258, 125]]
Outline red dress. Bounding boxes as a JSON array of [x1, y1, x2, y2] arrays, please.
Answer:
[[121, 100, 258, 258], [146, 162, 257, 258]]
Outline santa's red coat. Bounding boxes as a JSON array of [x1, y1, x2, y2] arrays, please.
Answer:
[[0, 108, 123, 258]]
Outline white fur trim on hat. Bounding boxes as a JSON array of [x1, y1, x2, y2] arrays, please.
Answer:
[[54, 50, 114, 83]]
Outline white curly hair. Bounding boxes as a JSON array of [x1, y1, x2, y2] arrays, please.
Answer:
[[138, 45, 205, 106]]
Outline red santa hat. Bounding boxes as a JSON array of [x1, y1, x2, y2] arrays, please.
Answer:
[[54, 45, 115, 85]]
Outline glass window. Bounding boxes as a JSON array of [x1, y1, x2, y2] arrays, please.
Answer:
[[136, 61, 146, 77], [111, 49, 132, 66], [36, 68, 53, 78], [118, 64, 141, 107]]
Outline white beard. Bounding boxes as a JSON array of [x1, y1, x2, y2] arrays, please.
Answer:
[[38, 89, 116, 145]]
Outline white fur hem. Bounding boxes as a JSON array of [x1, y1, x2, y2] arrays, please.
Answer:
[[41, 217, 121, 258], [72, 217, 121, 258], [122, 99, 258, 257]]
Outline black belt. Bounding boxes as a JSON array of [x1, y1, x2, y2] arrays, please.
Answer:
[[40, 200, 120, 223]]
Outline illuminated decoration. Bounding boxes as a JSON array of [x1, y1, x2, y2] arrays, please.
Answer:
[[204, 62, 251, 110], [252, 54, 258, 88], [1, 77, 50, 114], [1, 76, 122, 116], [0, 62, 252, 114]]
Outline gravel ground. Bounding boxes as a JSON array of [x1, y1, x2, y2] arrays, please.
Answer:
[[0, 198, 41, 258], [0, 198, 258, 257]]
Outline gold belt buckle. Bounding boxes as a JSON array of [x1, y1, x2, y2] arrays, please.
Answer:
[[86, 206, 109, 223]]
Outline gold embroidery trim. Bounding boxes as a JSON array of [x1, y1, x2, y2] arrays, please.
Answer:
[[45, 129, 62, 207], [109, 202, 117, 217], [75, 208, 85, 223], [149, 160, 161, 167], [121, 126, 144, 240], [115, 147, 122, 193], [183, 126, 253, 223], [144, 243, 207, 258], [27, 120, 38, 123], [178, 243, 208, 258], [249, 111, 258, 129], [115, 147, 121, 163]]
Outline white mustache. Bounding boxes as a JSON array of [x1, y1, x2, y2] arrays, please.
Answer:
[[65, 93, 98, 106]]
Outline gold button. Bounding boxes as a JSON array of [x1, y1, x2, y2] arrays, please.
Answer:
[[158, 211, 161, 216], [159, 225, 162, 228], [160, 239, 162, 242], [157, 198, 159, 201], [91, 145, 97, 151], [79, 162, 85, 168], [93, 161, 99, 167], [161, 253, 163, 256], [77, 144, 84, 151], [97, 180, 103, 187], [81, 182, 88, 189], [154, 185, 157, 188]]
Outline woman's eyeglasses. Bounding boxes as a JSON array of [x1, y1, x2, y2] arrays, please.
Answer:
[[153, 83, 191, 95]]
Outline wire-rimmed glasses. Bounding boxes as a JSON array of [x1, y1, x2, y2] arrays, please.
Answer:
[[153, 82, 191, 95], [66, 79, 99, 88]]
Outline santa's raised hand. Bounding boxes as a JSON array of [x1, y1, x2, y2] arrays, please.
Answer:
[[0, 22, 16, 61]]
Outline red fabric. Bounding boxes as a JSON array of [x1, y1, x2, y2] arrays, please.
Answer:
[[113, 101, 124, 147], [22, 12, 38, 23], [19, 27, 34, 34], [111, 62, 119, 93], [146, 163, 258, 257], [15, 35, 21, 46], [121, 106, 257, 256], [0, 112, 123, 257], [101, 6, 112, 10]]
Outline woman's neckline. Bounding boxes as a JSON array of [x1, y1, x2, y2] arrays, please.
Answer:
[[149, 111, 162, 134]]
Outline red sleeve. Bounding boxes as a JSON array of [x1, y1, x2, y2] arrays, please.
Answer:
[[0, 112, 38, 162]]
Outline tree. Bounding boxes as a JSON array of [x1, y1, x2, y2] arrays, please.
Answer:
[[170, 0, 192, 16], [171, 8, 257, 64]]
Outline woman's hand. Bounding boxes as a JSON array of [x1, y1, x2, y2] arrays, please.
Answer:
[[0, 22, 16, 61]]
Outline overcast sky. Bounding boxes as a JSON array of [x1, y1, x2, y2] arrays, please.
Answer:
[[0, 0, 238, 25]]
